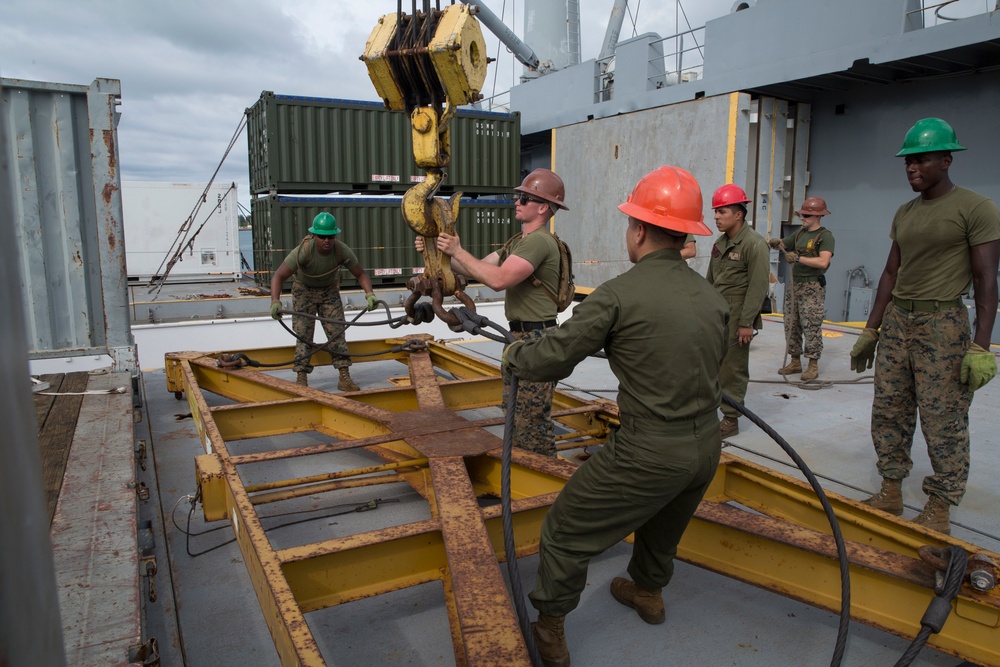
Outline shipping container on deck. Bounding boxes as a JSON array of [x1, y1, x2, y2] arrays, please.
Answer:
[[122, 181, 241, 284], [251, 195, 516, 290], [246, 92, 520, 196]]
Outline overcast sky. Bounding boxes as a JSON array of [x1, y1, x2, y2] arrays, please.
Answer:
[[1, 0, 736, 212]]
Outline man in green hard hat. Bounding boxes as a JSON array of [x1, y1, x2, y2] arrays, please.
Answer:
[[269, 212, 378, 390], [851, 118, 1000, 535]]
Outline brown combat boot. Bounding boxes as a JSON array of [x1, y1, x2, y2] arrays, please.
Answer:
[[610, 577, 665, 624], [296, 371, 308, 387], [800, 359, 819, 381], [913, 495, 951, 535], [338, 367, 359, 392], [778, 357, 802, 375], [531, 614, 570, 667], [720, 416, 739, 439], [861, 478, 903, 515]]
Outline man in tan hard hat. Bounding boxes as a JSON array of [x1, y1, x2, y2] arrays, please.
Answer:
[[416, 168, 569, 457], [505, 166, 728, 667], [768, 196, 836, 381]]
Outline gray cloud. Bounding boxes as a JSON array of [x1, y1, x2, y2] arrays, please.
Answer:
[[2, 1, 734, 210]]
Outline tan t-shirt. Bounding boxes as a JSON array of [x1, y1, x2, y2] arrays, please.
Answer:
[[890, 187, 1000, 300], [282, 239, 359, 288], [499, 230, 560, 322]]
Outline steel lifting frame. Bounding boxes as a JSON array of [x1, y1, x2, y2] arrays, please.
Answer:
[[165, 335, 1000, 667]]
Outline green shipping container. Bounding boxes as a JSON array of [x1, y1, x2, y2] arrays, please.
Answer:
[[247, 92, 520, 196], [252, 195, 517, 290]]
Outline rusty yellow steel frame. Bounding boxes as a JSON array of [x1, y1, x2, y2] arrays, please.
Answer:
[[167, 336, 1000, 667], [168, 335, 609, 667]]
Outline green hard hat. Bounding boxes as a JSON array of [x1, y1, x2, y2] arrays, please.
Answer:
[[895, 118, 966, 157], [308, 212, 341, 235]]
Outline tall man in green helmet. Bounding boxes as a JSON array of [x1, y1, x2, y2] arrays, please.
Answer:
[[852, 118, 1000, 535], [416, 168, 568, 457], [270, 212, 378, 390], [768, 196, 836, 381], [505, 166, 728, 667]]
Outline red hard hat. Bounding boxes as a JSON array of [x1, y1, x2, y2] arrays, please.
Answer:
[[796, 196, 831, 217], [711, 184, 752, 209], [617, 166, 712, 236], [514, 168, 569, 211]]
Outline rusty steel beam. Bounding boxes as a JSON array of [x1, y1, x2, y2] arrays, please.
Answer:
[[174, 337, 1000, 667]]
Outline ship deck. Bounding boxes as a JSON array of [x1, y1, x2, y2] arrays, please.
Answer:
[[38, 300, 1000, 666]]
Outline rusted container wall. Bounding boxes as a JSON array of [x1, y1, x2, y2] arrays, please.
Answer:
[[1, 77, 135, 371], [252, 195, 516, 290], [247, 92, 521, 196]]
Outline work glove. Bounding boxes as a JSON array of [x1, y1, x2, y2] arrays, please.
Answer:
[[366, 293, 378, 311], [960, 343, 997, 392], [784, 251, 799, 263], [270, 300, 283, 320], [768, 238, 782, 249], [501, 339, 524, 369], [849, 327, 879, 373]]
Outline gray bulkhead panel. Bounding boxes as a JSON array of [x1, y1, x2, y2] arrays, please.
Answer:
[[552, 93, 751, 288], [801, 69, 1000, 336], [1, 78, 135, 371]]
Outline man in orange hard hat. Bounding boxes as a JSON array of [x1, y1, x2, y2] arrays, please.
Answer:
[[416, 168, 569, 457], [505, 166, 729, 667], [768, 196, 836, 381], [852, 118, 999, 534], [706, 184, 770, 438]]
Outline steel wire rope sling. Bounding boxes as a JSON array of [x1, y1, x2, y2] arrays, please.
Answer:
[[148, 115, 247, 298], [218, 300, 413, 369]]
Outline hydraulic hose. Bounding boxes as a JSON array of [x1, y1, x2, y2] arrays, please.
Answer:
[[723, 394, 851, 667], [503, 377, 543, 667]]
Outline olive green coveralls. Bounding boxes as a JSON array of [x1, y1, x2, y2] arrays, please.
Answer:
[[505, 248, 730, 616], [706, 224, 770, 418]]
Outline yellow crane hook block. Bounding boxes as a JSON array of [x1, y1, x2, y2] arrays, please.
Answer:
[[361, 4, 490, 328], [362, 4, 487, 112]]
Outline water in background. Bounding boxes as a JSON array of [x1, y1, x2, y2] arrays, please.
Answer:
[[239, 228, 253, 270]]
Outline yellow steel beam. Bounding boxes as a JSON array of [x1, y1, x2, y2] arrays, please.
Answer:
[[180, 357, 326, 666], [177, 337, 1000, 667], [680, 455, 1000, 666]]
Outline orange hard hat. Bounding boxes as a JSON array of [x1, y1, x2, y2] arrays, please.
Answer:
[[796, 196, 831, 217], [617, 166, 712, 236], [711, 184, 752, 209], [514, 168, 569, 211]]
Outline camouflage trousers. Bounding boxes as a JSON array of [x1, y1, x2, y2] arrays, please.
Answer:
[[291, 281, 351, 374], [783, 281, 825, 359], [502, 327, 557, 457], [871, 302, 972, 505]]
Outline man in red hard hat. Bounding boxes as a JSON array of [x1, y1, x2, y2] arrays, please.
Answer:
[[505, 166, 729, 667], [852, 118, 999, 534], [768, 196, 836, 381], [416, 168, 568, 457], [706, 184, 770, 438]]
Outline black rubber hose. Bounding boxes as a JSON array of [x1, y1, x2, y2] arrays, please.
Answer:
[[722, 394, 851, 667], [502, 377, 543, 667]]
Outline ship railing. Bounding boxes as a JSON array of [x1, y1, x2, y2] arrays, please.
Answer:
[[594, 26, 706, 104]]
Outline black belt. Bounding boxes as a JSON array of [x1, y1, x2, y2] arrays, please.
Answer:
[[508, 320, 557, 332]]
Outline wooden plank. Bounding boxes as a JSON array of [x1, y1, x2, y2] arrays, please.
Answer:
[[34, 372, 89, 525], [50, 372, 140, 666]]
